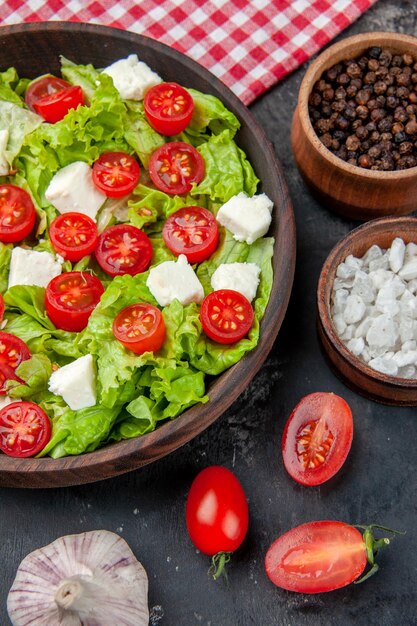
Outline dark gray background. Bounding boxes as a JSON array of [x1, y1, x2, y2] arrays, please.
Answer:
[[1, 1, 417, 625]]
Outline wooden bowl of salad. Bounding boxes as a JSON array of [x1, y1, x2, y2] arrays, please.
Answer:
[[0, 22, 295, 487]]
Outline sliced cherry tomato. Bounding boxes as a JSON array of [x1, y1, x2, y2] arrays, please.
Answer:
[[49, 212, 98, 262], [25, 76, 84, 123], [92, 151, 141, 198], [0, 332, 30, 394], [95, 224, 152, 277], [186, 466, 248, 578], [265, 521, 398, 593], [162, 206, 218, 263], [200, 289, 254, 344], [0, 184, 36, 243], [149, 141, 204, 195], [45, 272, 104, 332], [0, 293, 4, 322], [144, 82, 194, 136], [281, 392, 353, 487], [0, 401, 51, 457], [113, 303, 166, 355]]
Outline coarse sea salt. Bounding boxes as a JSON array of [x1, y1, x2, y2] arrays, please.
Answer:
[[330, 237, 417, 379]]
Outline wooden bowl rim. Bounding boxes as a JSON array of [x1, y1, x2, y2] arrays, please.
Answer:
[[298, 31, 417, 181], [0, 21, 296, 485], [317, 215, 417, 390]]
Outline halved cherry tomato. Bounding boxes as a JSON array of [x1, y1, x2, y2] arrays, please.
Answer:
[[186, 466, 249, 579], [162, 206, 218, 263], [0, 332, 30, 394], [281, 392, 353, 487], [92, 151, 141, 198], [95, 224, 152, 277], [0, 184, 36, 243], [45, 272, 104, 332], [265, 521, 396, 593], [144, 82, 194, 136], [149, 141, 204, 195], [25, 76, 84, 123], [0, 401, 51, 457], [49, 212, 98, 262], [0, 293, 4, 322], [200, 289, 254, 344], [113, 303, 166, 355]]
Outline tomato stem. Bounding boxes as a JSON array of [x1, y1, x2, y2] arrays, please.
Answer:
[[209, 552, 232, 581], [354, 524, 405, 585]]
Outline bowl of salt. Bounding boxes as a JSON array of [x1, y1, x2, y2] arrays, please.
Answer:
[[317, 216, 417, 405]]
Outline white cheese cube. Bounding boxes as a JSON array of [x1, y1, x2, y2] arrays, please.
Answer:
[[8, 247, 62, 288], [216, 192, 273, 245], [211, 262, 260, 302], [102, 54, 162, 101], [0, 129, 9, 175], [146, 254, 204, 306], [48, 354, 96, 411], [45, 161, 106, 221]]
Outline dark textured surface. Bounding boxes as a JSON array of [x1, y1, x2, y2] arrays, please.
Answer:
[[1, 1, 417, 624]]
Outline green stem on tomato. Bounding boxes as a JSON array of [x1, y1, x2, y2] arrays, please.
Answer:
[[209, 551, 232, 581], [354, 524, 405, 585]]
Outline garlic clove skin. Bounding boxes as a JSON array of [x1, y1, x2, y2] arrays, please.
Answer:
[[7, 530, 149, 626]]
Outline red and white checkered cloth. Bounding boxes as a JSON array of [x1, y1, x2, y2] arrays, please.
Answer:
[[2, 0, 378, 104]]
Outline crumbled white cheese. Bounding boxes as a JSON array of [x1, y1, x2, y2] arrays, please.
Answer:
[[45, 161, 106, 221], [0, 129, 9, 175], [8, 247, 62, 288], [210, 262, 260, 302], [146, 254, 204, 306], [216, 192, 273, 245], [48, 354, 97, 411], [102, 54, 162, 101]]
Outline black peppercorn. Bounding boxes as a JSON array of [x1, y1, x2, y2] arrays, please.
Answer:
[[369, 47, 382, 59]]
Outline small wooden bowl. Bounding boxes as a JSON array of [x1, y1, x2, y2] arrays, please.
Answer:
[[317, 216, 417, 405], [292, 32, 417, 221]]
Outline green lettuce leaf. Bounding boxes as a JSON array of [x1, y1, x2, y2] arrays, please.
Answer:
[[186, 88, 240, 137], [0, 101, 43, 168], [0, 242, 12, 293]]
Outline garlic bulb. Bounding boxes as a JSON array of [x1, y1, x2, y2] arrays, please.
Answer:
[[7, 530, 149, 626]]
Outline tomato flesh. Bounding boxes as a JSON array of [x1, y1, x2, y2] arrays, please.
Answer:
[[0, 401, 51, 458], [200, 289, 254, 344], [45, 271, 104, 332], [95, 224, 152, 277], [265, 521, 367, 593], [49, 212, 98, 262], [162, 206, 218, 263], [281, 392, 353, 486], [26, 76, 84, 123], [113, 303, 166, 355], [149, 141, 204, 195], [0, 184, 36, 243], [92, 152, 141, 198], [186, 466, 249, 556], [144, 82, 194, 136], [0, 332, 31, 394]]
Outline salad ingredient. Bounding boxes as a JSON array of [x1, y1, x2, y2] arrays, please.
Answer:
[[0, 129, 9, 175], [0, 331, 30, 393], [0, 400, 51, 457], [211, 262, 260, 302], [0, 292, 4, 321], [281, 392, 353, 486], [331, 239, 417, 378], [186, 466, 249, 580], [162, 205, 219, 263], [146, 254, 204, 306], [95, 224, 152, 277], [265, 521, 400, 593], [216, 191, 273, 244], [149, 141, 205, 195], [92, 151, 141, 198], [25, 75, 84, 123], [144, 82, 194, 135], [49, 212, 98, 262], [7, 530, 149, 626], [102, 54, 162, 101], [113, 303, 166, 355], [0, 184, 36, 243], [0, 364, 23, 395], [200, 289, 254, 344], [45, 161, 107, 220], [48, 354, 96, 410], [45, 271, 104, 332], [8, 247, 62, 288]]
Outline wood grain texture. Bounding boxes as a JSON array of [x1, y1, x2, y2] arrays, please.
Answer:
[[0, 22, 296, 488], [291, 32, 417, 221], [317, 216, 417, 405]]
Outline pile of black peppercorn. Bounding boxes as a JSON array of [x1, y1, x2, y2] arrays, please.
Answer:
[[308, 47, 417, 170]]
